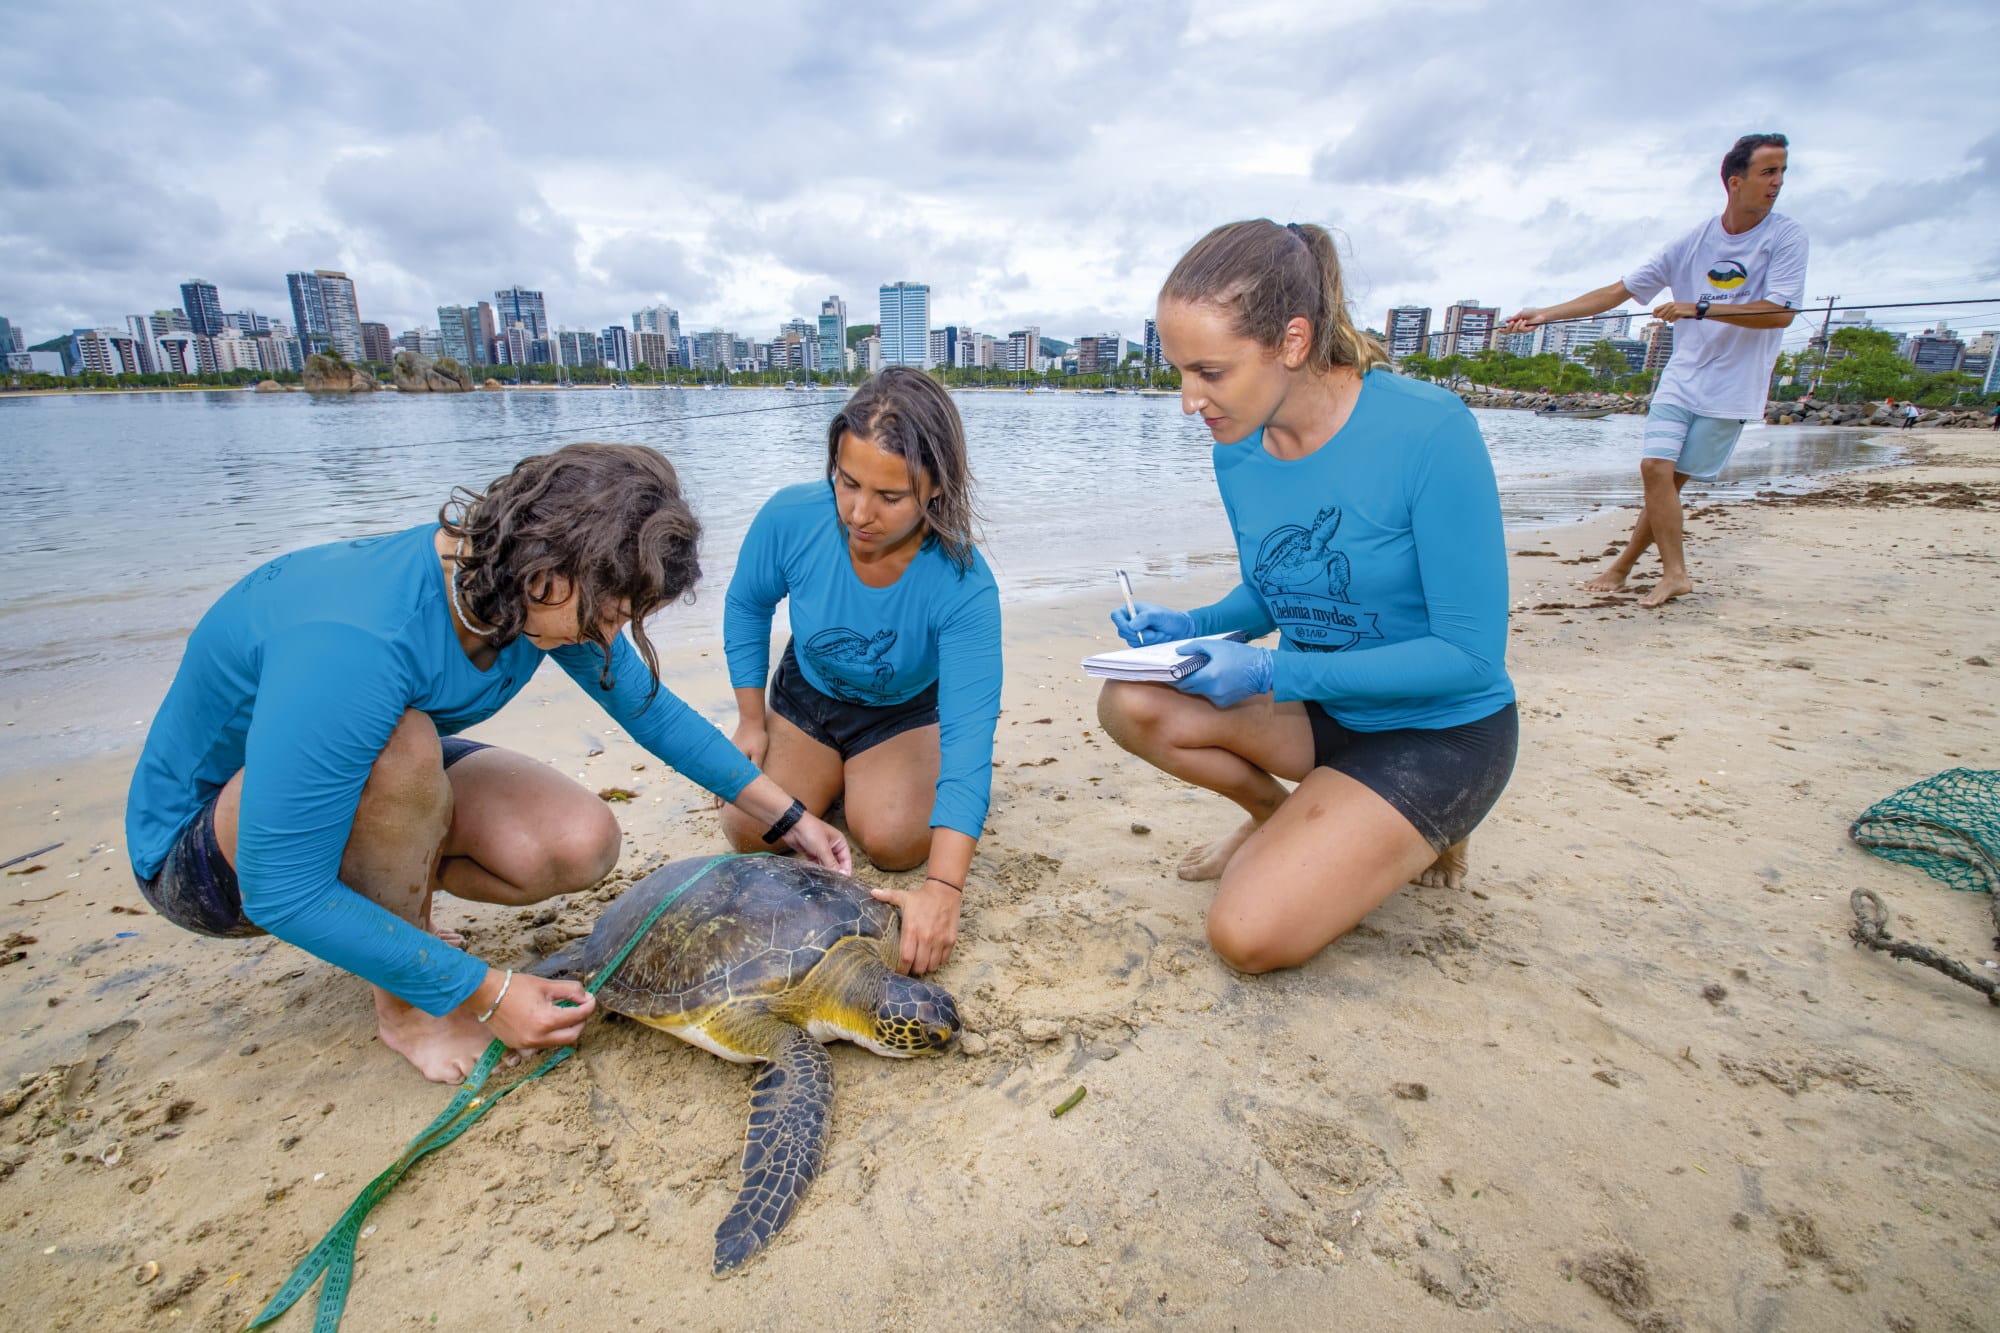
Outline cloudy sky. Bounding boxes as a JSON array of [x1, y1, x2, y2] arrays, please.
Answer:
[[5, 2, 1997, 354]]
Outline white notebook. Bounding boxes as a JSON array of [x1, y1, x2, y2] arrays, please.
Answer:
[[1080, 632, 1251, 682]]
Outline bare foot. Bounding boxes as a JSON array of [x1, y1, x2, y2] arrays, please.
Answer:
[[373, 989, 501, 1084], [1179, 817, 1260, 882], [1414, 838, 1468, 889], [1638, 574, 1694, 608], [1580, 566, 1630, 593]]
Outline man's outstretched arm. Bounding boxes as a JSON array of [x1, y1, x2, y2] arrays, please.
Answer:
[[1502, 281, 1633, 330], [1650, 298, 1797, 330]]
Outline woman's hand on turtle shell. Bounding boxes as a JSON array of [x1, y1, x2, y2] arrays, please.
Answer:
[[781, 812, 853, 876], [870, 880, 960, 976], [475, 971, 596, 1051]]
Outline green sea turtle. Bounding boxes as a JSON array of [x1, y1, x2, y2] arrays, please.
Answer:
[[532, 853, 959, 1273], [1253, 504, 1353, 601]]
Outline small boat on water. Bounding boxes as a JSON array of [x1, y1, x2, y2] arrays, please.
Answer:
[[1535, 405, 1619, 420]]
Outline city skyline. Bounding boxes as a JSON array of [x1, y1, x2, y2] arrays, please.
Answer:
[[3, 6, 1994, 362]]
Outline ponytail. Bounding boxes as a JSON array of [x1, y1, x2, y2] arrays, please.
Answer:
[[1161, 219, 1390, 373]]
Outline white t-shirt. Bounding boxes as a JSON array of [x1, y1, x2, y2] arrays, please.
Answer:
[[1623, 211, 1809, 420]]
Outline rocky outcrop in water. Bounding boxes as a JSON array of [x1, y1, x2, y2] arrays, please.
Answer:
[[1764, 399, 1992, 429], [392, 350, 475, 393], [302, 353, 377, 393], [1455, 389, 1646, 414]]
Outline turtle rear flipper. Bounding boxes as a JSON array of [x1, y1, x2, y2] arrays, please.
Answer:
[[712, 1024, 833, 1275]]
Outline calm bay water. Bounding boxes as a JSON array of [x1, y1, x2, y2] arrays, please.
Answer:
[[0, 386, 1895, 767]]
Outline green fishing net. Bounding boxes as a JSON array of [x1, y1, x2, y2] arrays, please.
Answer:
[[1850, 768, 2000, 894]]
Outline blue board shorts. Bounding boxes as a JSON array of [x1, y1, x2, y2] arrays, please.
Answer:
[[135, 736, 492, 938], [1641, 402, 1746, 481], [1303, 702, 1518, 851], [770, 639, 939, 760]]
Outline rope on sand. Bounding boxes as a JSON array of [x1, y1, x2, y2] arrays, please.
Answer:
[[1847, 768, 2000, 1007]]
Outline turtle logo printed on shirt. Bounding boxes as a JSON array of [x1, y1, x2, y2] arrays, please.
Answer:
[[1705, 260, 1749, 291], [1249, 505, 1383, 653], [801, 627, 902, 704]]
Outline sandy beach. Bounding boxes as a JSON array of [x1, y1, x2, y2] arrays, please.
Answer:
[[1, 427, 1996, 1331]]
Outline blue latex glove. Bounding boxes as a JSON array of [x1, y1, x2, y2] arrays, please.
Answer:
[[1172, 637, 1275, 708], [1110, 601, 1198, 648]]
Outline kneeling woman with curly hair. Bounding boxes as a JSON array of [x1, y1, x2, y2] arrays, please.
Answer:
[[126, 443, 850, 1083]]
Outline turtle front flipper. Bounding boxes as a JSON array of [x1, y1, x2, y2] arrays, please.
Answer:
[[713, 1023, 833, 1275]]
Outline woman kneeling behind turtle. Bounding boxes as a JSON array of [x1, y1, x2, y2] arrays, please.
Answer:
[[125, 443, 850, 1084], [1099, 220, 1518, 973], [720, 369, 1003, 977]]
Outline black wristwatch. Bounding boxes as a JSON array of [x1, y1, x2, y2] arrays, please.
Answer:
[[761, 798, 806, 845], [1695, 295, 1711, 320]]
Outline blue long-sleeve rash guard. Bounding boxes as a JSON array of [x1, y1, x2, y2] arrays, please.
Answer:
[[1187, 370, 1516, 730], [722, 482, 1003, 839], [125, 524, 758, 1016]]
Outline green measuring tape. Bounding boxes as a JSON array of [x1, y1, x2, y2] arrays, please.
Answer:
[[247, 852, 743, 1331]]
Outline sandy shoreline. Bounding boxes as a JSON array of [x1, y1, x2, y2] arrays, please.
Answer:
[[2, 429, 1997, 1330]]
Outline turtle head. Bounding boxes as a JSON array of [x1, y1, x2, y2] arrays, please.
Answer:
[[872, 975, 960, 1054]]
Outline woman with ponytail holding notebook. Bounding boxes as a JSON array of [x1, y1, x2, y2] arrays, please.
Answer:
[[1098, 220, 1517, 974]]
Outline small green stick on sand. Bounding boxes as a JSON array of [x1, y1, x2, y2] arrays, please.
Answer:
[[1051, 1086, 1086, 1118]]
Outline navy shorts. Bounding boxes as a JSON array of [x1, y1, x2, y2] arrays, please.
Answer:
[[135, 736, 492, 938], [1303, 702, 1518, 851], [769, 639, 939, 760]]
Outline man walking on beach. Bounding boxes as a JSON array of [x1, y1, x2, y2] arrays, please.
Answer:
[[1504, 133, 1807, 607]]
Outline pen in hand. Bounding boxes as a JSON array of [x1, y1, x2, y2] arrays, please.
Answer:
[[1117, 568, 1137, 620]]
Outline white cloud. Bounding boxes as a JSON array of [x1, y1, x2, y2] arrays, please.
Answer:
[[2, 1, 1995, 351]]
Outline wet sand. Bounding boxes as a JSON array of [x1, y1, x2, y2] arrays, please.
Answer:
[[1, 430, 1996, 1330]]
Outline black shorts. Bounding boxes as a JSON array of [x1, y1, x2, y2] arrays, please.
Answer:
[[769, 639, 939, 760], [1303, 702, 1518, 852], [135, 735, 492, 938]]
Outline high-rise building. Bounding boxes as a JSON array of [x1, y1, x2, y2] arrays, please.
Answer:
[[1546, 314, 1632, 362], [397, 328, 442, 357], [1907, 329, 1965, 374], [632, 305, 681, 344], [818, 296, 847, 373], [1441, 300, 1499, 356], [286, 272, 330, 357], [124, 315, 159, 375], [494, 287, 549, 341], [1497, 328, 1542, 357], [1385, 306, 1431, 361], [471, 302, 497, 365], [360, 321, 394, 363], [1077, 332, 1123, 374], [1002, 327, 1039, 373], [856, 334, 883, 374], [1641, 321, 1674, 372], [0, 315, 19, 355], [632, 330, 673, 369], [68, 328, 117, 375], [878, 281, 931, 367], [551, 329, 596, 368], [692, 329, 733, 371], [281, 269, 361, 360], [1143, 318, 1162, 368], [503, 324, 531, 367], [211, 329, 265, 373], [600, 325, 632, 372], [437, 306, 478, 364], [179, 280, 225, 337], [928, 326, 960, 370]]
